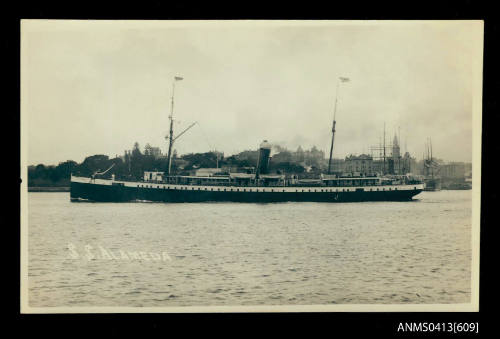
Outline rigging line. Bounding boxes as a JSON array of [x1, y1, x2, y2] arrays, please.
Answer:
[[197, 121, 215, 152], [92, 163, 116, 179]]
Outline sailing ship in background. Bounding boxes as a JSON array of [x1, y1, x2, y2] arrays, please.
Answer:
[[422, 138, 442, 191], [70, 76, 424, 203]]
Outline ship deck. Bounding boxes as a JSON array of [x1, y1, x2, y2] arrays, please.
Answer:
[[71, 176, 424, 193]]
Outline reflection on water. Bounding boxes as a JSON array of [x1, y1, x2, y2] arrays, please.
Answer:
[[28, 191, 472, 307]]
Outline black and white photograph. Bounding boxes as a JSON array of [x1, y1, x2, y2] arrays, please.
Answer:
[[20, 20, 482, 312]]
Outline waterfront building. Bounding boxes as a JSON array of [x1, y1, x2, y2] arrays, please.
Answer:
[[344, 154, 374, 175], [440, 162, 470, 179]]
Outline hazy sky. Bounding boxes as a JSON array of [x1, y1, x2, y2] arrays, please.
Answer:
[[22, 21, 483, 165]]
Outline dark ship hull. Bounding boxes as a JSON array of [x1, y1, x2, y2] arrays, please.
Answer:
[[71, 177, 424, 203]]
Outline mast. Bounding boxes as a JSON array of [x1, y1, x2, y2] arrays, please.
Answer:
[[327, 77, 349, 174], [379, 135, 382, 163], [430, 137, 434, 178], [327, 80, 339, 174], [166, 76, 183, 175], [398, 126, 401, 174], [423, 151, 425, 176], [426, 138, 430, 160], [430, 137, 433, 160], [383, 122, 386, 174]]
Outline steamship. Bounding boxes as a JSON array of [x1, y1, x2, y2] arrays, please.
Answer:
[[70, 77, 424, 203]]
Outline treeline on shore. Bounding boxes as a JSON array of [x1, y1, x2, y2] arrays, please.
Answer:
[[28, 142, 324, 187]]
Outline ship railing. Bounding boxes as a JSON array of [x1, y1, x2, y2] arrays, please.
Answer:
[[85, 175, 422, 188]]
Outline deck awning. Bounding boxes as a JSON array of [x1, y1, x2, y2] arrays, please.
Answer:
[[229, 173, 255, 179], [322, 176, 380, 181], [260, 175, 285, 180], [178, 175, 230, 180]]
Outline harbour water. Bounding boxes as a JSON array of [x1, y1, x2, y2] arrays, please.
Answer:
[[27, 190, 472, 307]]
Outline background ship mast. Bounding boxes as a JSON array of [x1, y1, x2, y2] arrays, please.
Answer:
[[430, 137, 434, 178], [383, 123, 386, 174]]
